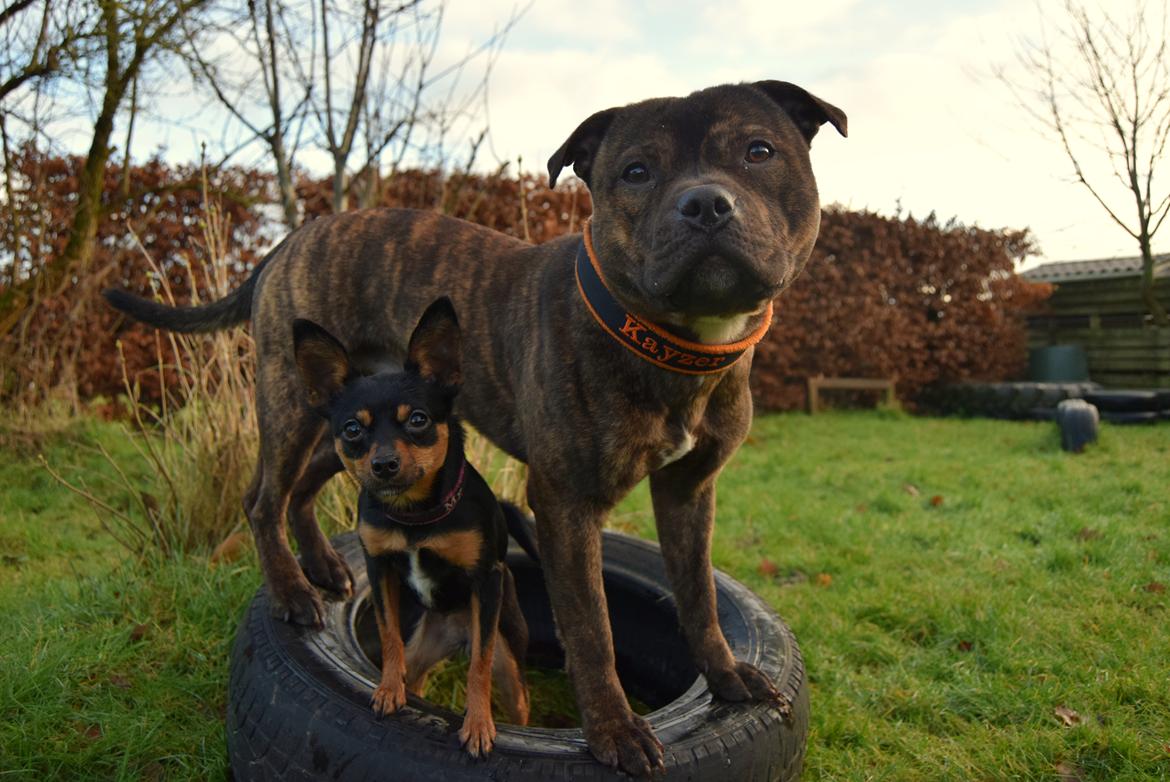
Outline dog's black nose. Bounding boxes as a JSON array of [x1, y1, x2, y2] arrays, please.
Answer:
[[677, 185, 736, 231], [371, 454, 400, 478]]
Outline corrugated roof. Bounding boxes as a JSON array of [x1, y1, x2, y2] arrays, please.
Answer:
[[1022, 254, 1170, 283]]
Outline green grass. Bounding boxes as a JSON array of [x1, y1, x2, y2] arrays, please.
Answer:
[[2, 412, 1169, 780]]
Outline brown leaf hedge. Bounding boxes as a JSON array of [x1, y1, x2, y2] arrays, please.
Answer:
[[0, 154, 1049, 410]]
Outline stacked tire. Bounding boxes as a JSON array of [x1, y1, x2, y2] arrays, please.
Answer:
[[1082, 389, 1167, 425], [929, 382, 1101, 420]]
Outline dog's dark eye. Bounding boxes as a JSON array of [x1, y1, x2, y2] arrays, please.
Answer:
[[406, 410, 430, 431], [342, 419, 364, 441], [621, 162, 650, 184], [746, 141, 774, 164]]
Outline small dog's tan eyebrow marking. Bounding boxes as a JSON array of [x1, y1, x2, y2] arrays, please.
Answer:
[[356, 409, 373, 426], [397, 404, 410, 423]]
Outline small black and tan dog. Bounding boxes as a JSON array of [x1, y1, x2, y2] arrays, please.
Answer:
[[293, 297, 531, 757]]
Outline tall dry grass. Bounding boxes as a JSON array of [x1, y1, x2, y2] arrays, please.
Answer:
[[44, 185, 348, 557], [45, 182, 527, 560]]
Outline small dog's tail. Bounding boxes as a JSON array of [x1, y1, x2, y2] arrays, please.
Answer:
[[102, 244, 279, 333], [501, 501, 540, 563]]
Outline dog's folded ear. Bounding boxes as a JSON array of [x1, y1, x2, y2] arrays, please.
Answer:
[[293, 319, 352, 412], [752, 81, 848, 143], [406, 297, 462, 391], [547, 107, 619, 189]]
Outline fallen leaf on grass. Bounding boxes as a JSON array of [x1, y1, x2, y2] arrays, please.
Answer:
[[956, 640, 973, 652], [815, 572, 833, 587], [211, 530, 251, 565], [902, 483, 920, 497], [1143, 581, 1166, 594], [1055, 761, 1085, 781], [1075, 527, 1101, 541], [1054, 705, 1082, 726], [929, 495, 944, 507], [108, 675, 131, 690], [74, 723, 102, 741], [129, 623, 148, 643], [757, 560, 808, 586]]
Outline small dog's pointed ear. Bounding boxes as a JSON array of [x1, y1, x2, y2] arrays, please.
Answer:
[[406, 297, 462, 390], [547, 107, 619, 189], [752, 80, 847, 143], [293, 319, 351, 412]]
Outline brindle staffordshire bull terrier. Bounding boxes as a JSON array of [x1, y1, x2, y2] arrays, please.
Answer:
[[104, 80, 846, 775]]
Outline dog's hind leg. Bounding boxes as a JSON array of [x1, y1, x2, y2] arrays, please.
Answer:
[[246, 368, 330, 627], [287, 439, 352, 597], [404, 611, 465, 695], [492, 567, 529, 725]]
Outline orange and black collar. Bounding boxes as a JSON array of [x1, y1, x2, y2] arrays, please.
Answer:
[[574, 222, 773, 375], [378, 458, 467, 527]]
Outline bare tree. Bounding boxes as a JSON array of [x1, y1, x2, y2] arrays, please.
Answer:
[[1, 1, 66, 101], [1004, 0, 1170, 324], [180, 0, 314, 228], [0, 0, 209, 338], [306, 0, 520, 213], [1, 1, 98, 287]]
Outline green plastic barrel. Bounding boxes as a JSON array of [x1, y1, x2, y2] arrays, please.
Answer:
[[1029, 345, 1089, 382]]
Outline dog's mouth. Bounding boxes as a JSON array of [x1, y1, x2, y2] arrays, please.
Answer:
[[367, 470, 428, 504], [638, 248, 782, 320]]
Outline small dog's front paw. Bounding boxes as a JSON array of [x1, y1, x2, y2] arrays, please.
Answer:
[[585, 710, 665, 776], [706, 660, 790, 719], [459, 711, 496, 758], [268, 576, 325, 628], [371, 681, 407, 716]]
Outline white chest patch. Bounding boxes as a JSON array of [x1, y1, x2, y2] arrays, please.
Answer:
[[659, 431, 696, 468], [405, 549, 438, 608]]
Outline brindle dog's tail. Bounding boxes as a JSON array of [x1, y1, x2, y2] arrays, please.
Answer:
[[501, 501, 540, 564], [102, 244, 278, 333]]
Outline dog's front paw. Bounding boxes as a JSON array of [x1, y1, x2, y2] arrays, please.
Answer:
[[584, 710, 665, 777], [301, 542, 354, 598], [706, 660, 790, 719], [371, 680, 407, 717], [268, 574, 326, 628], [459, 710, 497, 758]]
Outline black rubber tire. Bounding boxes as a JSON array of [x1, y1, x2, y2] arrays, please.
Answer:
[[1082, 390, 1161, 413], [1100, 410, 1160, 425], [1034, 383, 1067, 408], [1056, 399, 1099, 453], [226, 531, 809, 781], [1009, 383, 1041, 415]]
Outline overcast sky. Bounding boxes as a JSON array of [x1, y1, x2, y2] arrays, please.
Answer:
[[125, 0, 1165, 266]]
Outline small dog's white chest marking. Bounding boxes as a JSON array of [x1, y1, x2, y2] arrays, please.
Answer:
[[405, 549, 438, 608], [659, 430, 696, 468]]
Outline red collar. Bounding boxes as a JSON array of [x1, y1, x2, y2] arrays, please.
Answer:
[[380, 459, 467, 527], [574, 221, 772, 375]]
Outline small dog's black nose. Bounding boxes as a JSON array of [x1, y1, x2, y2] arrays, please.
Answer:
[[677, 185, 736, 231], [371, 454, 400, 478]]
